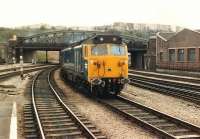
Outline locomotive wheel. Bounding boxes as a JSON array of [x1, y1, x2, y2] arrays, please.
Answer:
[[97, 86, 105, 97], [114, 91, 119, 97], [92, 86, 98, 97], [92, 86, 104, 97]]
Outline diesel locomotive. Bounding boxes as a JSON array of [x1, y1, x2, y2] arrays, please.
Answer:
[[61, 34, 129, 96]]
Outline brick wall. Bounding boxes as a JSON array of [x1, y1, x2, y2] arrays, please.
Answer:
[[156, 37, 168, 64], [156, 29, 200, 71]]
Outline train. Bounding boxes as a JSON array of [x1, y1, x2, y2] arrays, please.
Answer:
[[60, 34, 129, 96]]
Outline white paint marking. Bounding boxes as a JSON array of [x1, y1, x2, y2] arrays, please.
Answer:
[[9, 102, 17, 139]]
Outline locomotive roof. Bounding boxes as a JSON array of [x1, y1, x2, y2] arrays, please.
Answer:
[[84, 34, 122, 44], [61, 34, 123, 52]]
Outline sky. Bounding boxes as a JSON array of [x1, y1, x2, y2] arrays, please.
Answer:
[[0, 0, 200, 29]]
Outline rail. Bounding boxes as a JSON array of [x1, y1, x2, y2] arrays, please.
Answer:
[[31, 68, 100, 138], [98, 95, 200, 139]]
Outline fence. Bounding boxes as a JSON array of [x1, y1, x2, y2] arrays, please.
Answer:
[[157, 62, 200, 72]]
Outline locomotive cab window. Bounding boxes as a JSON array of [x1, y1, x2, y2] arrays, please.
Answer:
[[91, 44, 108, 56], [91, 44, 126, 56], [110, 44, 125, 56]]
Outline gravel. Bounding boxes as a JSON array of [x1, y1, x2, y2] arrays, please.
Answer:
[[121, 85, 200, 126], [54, 69, 159, 139], [0, 71, 36, 102], [0, 71, 39, 139]]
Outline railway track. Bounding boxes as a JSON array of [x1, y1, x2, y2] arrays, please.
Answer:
[[0, 65, 55, 81], [129, 70, 200, 84], [98, 95, 200, 139], [129, 73, 200, 92], [128, 74, 200, 104], [24, 68, 106, 139], [0, 64, 44, 73]]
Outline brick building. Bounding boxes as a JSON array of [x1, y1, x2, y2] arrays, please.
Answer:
[[156, 29, 200, 71]]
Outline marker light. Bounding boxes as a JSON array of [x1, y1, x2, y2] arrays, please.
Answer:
[[100, 37, 104, 41]]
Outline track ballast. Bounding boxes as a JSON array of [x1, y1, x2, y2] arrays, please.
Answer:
[[129, 73, 200, 104], [25, 68, 106, 139], [98, 95, 200, 139]]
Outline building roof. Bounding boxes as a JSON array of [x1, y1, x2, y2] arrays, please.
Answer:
[[159, 32, 175, 40], [157, 28, 200, 41], [157, 32, 175, 41], [157, 28, 200, 42]]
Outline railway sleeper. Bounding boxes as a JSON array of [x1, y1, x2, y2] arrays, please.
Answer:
[[45, 131, 83, 138], [44, 127, 79, 132], [39, 115, 70, 120], [39, 112, 67, 117], [42, 119, 72, 124], [42, 122, 76, 128]]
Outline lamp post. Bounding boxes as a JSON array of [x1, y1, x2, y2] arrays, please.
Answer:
[[20, 55, 23, 79]]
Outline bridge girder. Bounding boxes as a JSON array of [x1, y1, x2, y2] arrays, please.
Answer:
[[13, 30, 147, 51]]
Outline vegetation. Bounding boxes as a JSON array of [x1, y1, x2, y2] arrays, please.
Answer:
[[36, 51, 59, 63], [0, 27, 53, 42], [36, 51, 47, 62]]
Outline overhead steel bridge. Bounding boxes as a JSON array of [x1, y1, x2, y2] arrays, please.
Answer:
[[10, 30, 147, 50], [8, 30, 148, 63]]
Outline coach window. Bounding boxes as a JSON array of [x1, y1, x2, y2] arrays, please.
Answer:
[[188, 48, 195, 62], [178, 49, 184, 61], [169, 49, 175, 62]]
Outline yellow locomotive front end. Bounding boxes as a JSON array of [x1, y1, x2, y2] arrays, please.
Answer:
[[84, 35, 129, 96], [88, 44, 128, 79]]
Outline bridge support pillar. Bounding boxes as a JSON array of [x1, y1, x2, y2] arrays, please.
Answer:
[[130, 51, 146, 69], [7, 40, 17, 64], [11, 49, 16, 63], [46, 51, 48, 63]]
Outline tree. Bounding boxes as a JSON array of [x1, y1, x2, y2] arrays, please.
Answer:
[[40, 25, 47, 30], [51, 26, 56, 30]]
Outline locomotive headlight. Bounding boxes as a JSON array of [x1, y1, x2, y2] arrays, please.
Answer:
[[90, 60, 93, 64], [124, 60, 128, 64], [90, 60, 97, 66]]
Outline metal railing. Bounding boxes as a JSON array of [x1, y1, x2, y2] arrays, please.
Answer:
[[157, 62, 200, 71]]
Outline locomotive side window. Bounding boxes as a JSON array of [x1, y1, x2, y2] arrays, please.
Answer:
[[64, 51, 71, 63], [111, 44, 125, 56], [91, 44, 108, 56]]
